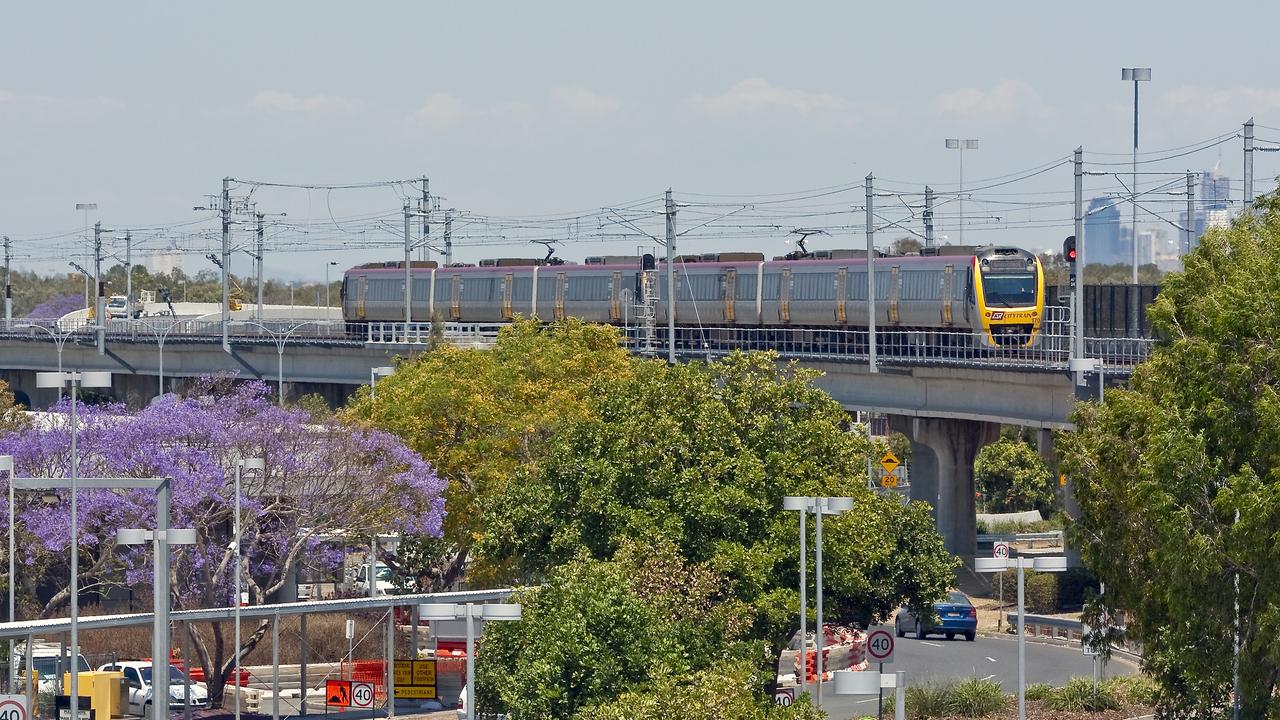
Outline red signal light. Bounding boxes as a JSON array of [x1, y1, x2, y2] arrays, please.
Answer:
[[1063, 236, 1077, 263]]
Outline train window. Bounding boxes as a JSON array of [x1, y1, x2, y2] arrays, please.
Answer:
[[760, 273, 781, 301], [791, 272, 835, 301], [900, 270, 942, 301], [367, 278, 400, 302], [512, 277, 533, 301], [680, 274, 721, 301], [537, 276, 558, 301], [412, 278, 430, 301], [568, 276, 610, 301], [461, 277, 497, 302], [874, 271, 892, 301], [847, 272, 867, 301], [734, 276, 756, 301], [953, 275, 968, 300]]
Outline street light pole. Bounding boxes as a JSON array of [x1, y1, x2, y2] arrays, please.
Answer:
[[945, 139, 979, 245], [1, 455, 13, 692], [977, 555, 1067, 720], [782, 496, 852, 709], [1121, 68, 1151, 335], [34, 370, 112, 720], [421, 603, 522, 720], [230, 320, 321, 406], [232, 457, 264, 720], [326, 261, 338, 309], [782, 497, 808, 699]]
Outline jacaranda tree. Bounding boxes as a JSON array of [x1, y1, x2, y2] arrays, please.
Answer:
[[0, 376, 446, 705]]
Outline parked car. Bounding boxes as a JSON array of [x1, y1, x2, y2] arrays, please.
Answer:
[[895, 591, 977, 641], [13, 642, 90, 694], [354, 562, 396, 596], [97, 661, 209, 715]]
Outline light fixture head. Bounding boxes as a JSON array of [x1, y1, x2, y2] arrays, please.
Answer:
[[481, 603, 522, 621], [419, 603, 461, 621], [168, 528, 198, 545], [833, 670, 883, 695], [0, 455, 12, 473], [239, 457, 265, 471], [117, 528, 151, 545], [1032, 556, 1069, 573], [782, 496, 812, 511], [1121, 67, 1152, 82], [822, 496, 855, 514], [372, 366, 395, 378], [974, 557, 1010, 573], [36, 372, 66, 389], [80, 371, 112, 388]]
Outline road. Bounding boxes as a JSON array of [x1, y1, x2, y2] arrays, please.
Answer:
[[807, 632, 1136, 720]]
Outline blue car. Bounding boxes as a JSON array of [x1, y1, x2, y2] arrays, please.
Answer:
[[895, 591, 977, 641]]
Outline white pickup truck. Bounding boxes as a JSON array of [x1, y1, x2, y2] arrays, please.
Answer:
[[97, 661, 209, 715]]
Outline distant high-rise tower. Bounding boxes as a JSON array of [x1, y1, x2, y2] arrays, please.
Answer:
[[1084, 197, 1124, 265], [1180, 164, 1233, 252]]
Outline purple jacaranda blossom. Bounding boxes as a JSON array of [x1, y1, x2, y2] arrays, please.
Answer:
[[23, 294, 84, 320], [0, 377, 445, 703]]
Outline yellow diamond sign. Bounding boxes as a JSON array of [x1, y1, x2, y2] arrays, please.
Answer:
[[879, 451, 900, 475]]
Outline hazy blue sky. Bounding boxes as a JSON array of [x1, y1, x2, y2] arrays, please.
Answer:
[[4, 1, 1280, 280]]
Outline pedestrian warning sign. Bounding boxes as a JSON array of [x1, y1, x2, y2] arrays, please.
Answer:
[[325, 680, 352, 708]]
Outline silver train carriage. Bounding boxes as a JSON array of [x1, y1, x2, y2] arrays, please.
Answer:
[[341, 246, 1045, 348]]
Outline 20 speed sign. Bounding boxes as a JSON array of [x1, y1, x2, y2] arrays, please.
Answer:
[[866, 628, 895, 664]]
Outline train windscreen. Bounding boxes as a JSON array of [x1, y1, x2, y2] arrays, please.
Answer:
[[982, 273, 1037, 307]]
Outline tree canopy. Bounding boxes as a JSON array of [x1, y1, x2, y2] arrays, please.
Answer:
[[1059, 192, 1280, 717], [974, 437, 1055, 514], [476, 351, 957, 716], [344, 317, 632, 586], [0, 377, 444, 703]]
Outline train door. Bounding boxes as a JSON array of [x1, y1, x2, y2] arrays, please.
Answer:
[[555, 272, 566, 320], [502, 273, 514, 321], [450, 274, 461, 321], [723, 269, 736, 323], [888, 265, 901, 324], [356, 275, 367, 320], [941, 265, 955, 325], [780, 267, 791, 324], [610, 271, 622, 323], [834, 267, 848, 324]]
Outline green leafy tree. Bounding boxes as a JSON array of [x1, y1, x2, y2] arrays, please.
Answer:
[[974, 438, 1055, 513], [344, 318, 632, 586], [1058, 191, 1280, 717], [581, 661, 823, 720], [479, 351, 957, 688]]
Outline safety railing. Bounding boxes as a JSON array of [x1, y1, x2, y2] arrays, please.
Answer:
[[0, 312, 1159, 372]]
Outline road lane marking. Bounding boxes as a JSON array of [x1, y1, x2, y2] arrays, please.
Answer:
[[986, 656, 997, 663], [981, 674, 996, 681], [920, 641, 943, 647]]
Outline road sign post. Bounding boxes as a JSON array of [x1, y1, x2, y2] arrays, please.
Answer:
[[866, 628, 895, 720], [993, 542, 1009, 632], [879, 451, 900, 476], [773, 687, 794, 707]]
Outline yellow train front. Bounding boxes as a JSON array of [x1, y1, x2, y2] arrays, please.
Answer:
[[969, 247, 1044, 348]]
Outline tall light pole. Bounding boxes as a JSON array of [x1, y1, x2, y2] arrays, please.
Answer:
[[782, 497, 809, 700], [1, 455, 13, 692], [230, 320, 321, 406], [325, 261, 338, 309], [1121, 68, 1151, 335], [781, 496, 852, 709], [370, 366, 395, 401], [232, 456, 264, 720], [976, 555, 1067, 720], [420, 603, 522, 720], [944, 139, 979, 245], [34, 369, 113, 720]]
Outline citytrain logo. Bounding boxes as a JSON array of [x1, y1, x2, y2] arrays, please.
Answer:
[[985, 310, 1038, 321]]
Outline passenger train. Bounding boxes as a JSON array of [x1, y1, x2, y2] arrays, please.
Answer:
[[341, 246, 1045, 349]]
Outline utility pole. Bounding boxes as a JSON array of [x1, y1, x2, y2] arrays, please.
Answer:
[[221, 177, 231, 353], [93, 222, 105, 354], [865, 175, 877, 373], [1185, 172, 1195, 257], [923, 186, 935, 248], [403, 201, 412, 326], [1074, 148, 1085, 386], [421, 176, 431, 263], [444, 211, 453, 267], [665, 189, 676, 365], [1244, 118, 1255, 214], [124, 231, 132, 321], [3, 236, 10, 325], [256, 212, 265, 320]]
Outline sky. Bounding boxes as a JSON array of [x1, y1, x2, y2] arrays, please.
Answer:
[[4, 1, 1280, 282]]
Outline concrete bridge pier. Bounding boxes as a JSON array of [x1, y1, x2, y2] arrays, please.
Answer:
[[889, 415, 1000, 558]]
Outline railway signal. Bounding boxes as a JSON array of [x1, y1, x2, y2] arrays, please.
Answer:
[[1063, 236, 1077, 263]]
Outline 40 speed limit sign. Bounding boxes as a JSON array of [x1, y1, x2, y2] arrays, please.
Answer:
[[866, 628, 895, 664], [0, 696, 30, 720]]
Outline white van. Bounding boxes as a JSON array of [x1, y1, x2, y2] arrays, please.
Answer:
[[13, 641, 90, 694]]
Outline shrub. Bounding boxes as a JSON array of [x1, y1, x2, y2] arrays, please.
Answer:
[[1055, 566, 1098, 609], [948, 678, 1008, 716], [902, 678, 1008, 718], [1103, 675, 1159, 705], [1024, 683, 1053, 701], [1047, 677, 1120, 711], [1024, 572, 1059, 614]]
